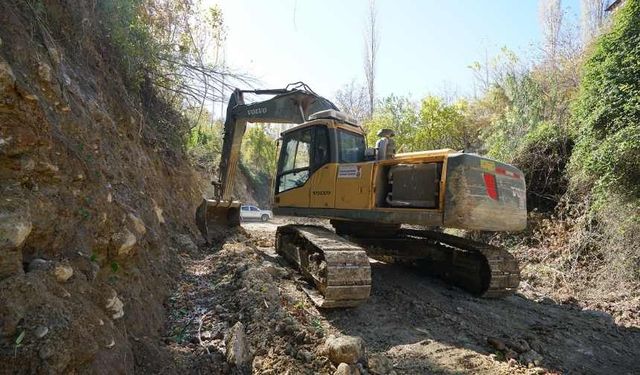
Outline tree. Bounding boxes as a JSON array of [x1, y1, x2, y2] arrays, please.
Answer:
[[364, 95, 472, 153], [100, 0, 249, 120], [334, 81, 370, 123], [363, 0, 380, 119], [242, 126, 278, 175], [364, 95, 418, 150], [417, 97, 470, 151], [571, 0, 640, 204], [581, 0, 606, 44], [539, 0, 564, 61]]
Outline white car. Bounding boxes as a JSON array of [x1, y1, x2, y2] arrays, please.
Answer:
[[240, 205, 273, 222]]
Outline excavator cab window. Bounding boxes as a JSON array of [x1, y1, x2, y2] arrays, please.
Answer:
[[312, 126, 330, 170], [276, 125, 331, 193], [338, 129, 366, 163], [276, 127, 313, 193]]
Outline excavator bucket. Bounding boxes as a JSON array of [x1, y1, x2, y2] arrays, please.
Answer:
[[195, 199, 241, 243]]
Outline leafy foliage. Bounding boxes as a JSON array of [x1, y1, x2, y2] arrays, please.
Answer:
[[186, 114, 222, 174], [97, 0, 236, 110], [571, 0, 640, 206], [481, 72, 546, 160], [98, 0, 154, 89], [364, 95, 471, 153], [242, 126, 277, 175], [417, 97, 471, 151], [364, 95, 418, 150]]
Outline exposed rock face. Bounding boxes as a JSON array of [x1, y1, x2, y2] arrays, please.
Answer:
[[0, 1, 203, 372], [0, 202, 31, 280]]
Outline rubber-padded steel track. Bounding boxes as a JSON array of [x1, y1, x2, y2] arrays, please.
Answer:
[[352, 229, 519, 298], [276, 225, 371, 308]]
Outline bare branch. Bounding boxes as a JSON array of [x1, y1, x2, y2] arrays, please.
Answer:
[[581, 0, 606, 44]]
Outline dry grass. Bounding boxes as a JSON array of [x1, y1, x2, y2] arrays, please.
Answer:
[[477, 195, 640, 327]]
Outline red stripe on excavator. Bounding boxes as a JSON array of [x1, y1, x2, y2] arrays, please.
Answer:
[[495, 166, 521, 179], [483, 173, 499, 200]]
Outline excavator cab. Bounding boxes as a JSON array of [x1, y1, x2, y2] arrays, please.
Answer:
[[271, 110, 376, 212]]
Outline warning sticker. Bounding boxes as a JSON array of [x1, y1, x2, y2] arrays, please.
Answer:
[[511, 187, 526, 210], [480, 159, 496, 172], [338, 165, 362, 178]]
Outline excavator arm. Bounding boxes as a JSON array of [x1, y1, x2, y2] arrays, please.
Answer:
[[196, 83, 338, 241]]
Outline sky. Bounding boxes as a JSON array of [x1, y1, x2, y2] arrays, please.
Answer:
[[211, 0, 583, 107]]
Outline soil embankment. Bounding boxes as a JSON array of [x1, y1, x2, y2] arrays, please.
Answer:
[[0, 2, 202, 372]]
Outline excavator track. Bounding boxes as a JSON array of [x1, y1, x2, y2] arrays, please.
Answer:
[[275, 225, 371, 308], [350, 229, 519, 298]]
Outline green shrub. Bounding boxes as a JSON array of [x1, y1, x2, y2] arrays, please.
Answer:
[[512, 122, 573, 211], [98, 0, 153, 90], [571, 0, 640, 207], [186, 120, 222, 174]]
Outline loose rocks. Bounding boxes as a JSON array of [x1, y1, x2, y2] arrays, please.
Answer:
[[53, 264, 73, 282], [105, 291, 124, 319], [487, 336, 506, 351], [323, 335, 366, 365], [0, 204, 32, 280], [114, 229, 137, 256], [368, 353, 396, 375], [128, 213, 146, 235], [225, 322, 252, 368], [28, 258, 52, 272], [334, 362, 358, 375], [519, 350, 543, 366], [34, 325, 49, 338]]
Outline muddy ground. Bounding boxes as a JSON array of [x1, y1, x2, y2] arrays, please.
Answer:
[[157, 218, 640, 375]]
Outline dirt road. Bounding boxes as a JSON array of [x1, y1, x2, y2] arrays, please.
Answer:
[[157, 219, 640, 374]]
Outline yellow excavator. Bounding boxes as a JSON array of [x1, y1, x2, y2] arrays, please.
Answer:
[[196, 83, 526, 308]]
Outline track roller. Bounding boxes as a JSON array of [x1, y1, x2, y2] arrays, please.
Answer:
[[276, 225, 371, 308]]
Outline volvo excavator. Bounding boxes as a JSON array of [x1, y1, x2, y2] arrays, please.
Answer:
[[196, 82, 526, 308]]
